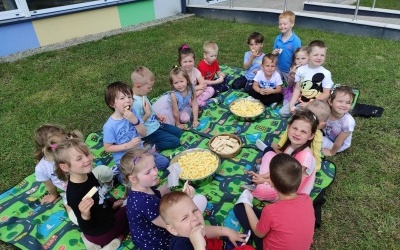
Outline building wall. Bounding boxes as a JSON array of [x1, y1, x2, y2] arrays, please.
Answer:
[[0, 0, 182, 57]]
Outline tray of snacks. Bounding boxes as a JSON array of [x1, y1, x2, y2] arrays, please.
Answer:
[[170, 149, 220, 183], [209, 133, 242, 159], [229, 98, 265, 121]]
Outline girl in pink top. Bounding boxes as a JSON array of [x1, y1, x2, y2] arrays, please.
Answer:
[[178, 44, 215, 107], [250, 109, 318, 201]]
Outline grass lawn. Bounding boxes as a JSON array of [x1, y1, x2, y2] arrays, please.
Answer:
[[0, 16, 399, 249], [356, 0, 400, 10]]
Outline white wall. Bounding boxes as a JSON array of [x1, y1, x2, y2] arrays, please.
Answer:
[[154, 0, 182, 19]]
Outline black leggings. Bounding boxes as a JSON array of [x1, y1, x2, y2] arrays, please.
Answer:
[[233, 203, 263, 250]]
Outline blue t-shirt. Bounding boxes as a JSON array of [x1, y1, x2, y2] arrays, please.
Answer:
[[273, 32, 301, 73], [127, 187, 170, 250], [102, 109, 144, 165], [133, 94, 160, 136], [243, 51, 265, 80]]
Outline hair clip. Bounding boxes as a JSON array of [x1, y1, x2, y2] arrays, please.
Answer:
[[312, 114, 317, 121], [131, 156, 142, 172], [50, 144, 58, 149], [182, 44, 189, 49], [331, 83, 341, 94]]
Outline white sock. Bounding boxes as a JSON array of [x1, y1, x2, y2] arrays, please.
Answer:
[[102, 238, 121, 250]]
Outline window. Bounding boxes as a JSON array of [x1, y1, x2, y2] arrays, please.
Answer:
[[0, 0, 26, 20]]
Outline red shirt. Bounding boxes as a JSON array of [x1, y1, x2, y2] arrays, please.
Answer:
[[256, 194, 314, 250], [198, 60, 220, 80]]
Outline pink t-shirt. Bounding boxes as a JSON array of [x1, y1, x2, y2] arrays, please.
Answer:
[[256, 194, 314, 250]]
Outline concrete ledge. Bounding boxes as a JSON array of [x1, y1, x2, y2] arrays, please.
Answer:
[[303, 2, 400, 19], [187, 6, 400, 41]]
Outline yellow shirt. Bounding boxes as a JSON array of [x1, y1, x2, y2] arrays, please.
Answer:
[[277, 129, 323, 171]]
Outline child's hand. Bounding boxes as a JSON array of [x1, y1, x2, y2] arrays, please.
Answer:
[[182, 180, 195, 198], [322, 148, 332, 157], [192, 120, 199, 128], [156, 114, 166, 123], [79, 197, 94, 220], [123, 110, 138, 123], [41, 194, 60, 204], [127, 137, 142, 149], [272, 48, 282, 55], [143, 100, 151, 115], [177, 124, 187, 130], [112, 199, 124, 209], [250, 49, 258, 58], [189, 225, 206, 250], [225, 228, 247, 247]]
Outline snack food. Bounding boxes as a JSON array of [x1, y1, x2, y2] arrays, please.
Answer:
[[83, 187, 98, 200], [210, 135, 241, 155], [230, 99, 264, 117], [176, 150, 219, 180], [125, 105, 130, 110]]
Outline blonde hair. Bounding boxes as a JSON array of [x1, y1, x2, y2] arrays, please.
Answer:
[[306, 100, 331, 123], [131, 66, 155, 86], [54, 138, 90, 182], [120, 148, 154, 187], [159, 191, 191, 224], [203, 41, 218, 54], [279, 10, 295, 24], [169, 67, 195, 99], [34, 124, 65, 161], [43, 130, 83, 161]]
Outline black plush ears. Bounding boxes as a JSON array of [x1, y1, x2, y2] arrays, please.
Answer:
[[351, 103, 384, 118]]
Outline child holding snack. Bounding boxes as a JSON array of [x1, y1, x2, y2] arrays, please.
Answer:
[[54, 138, 128, 249], [103, 81, 169, 184], [120, 148, 207, 250], [197, 41, 230, 95], [323, 86, 356, 156], [250, 110, 318, 202], [248, 53, 283, 107], [152, 67, 199, 129], [232, 32, 265, 92], [159, 191, 253, 250], [272, 10, 301, 82], [234, 153, 314, 250], [131, 66, 183, 151], [178, 44, 216, 107]]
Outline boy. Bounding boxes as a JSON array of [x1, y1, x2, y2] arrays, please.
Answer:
[[198, 41, 229, 96], [131, 66, 182, 151], [281, 40, 334, 117], [232, 32, 265, 92], [264, 99, 331, 171], [272, 11, 301, 82], [102, 81, 169, 184], [159, 191, 252, 250], [234, 154, 314, 250]]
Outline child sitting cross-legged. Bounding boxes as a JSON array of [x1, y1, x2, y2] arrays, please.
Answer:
[[159, 191, 254, 250], [234, 153, 315, 250]]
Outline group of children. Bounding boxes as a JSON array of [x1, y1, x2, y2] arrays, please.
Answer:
[[32, 10, 356, 250]]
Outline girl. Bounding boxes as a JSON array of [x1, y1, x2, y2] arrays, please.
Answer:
[[34, 124, 81, 225], [120, 148, 207, 250], [54, 138, 128, 249], [249, 110, 318, 202], [248, 53, 283, 107], [178, 44, 215, 107], [153, 67, 199, 129], [322, 86, 355, 156], [281, 46, 309, 108]]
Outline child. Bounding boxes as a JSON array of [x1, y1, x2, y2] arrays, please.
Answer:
[[103, 81, 169, 184], [232, 32, 265, 92], [34, 124, 81, 225], [322, 86, 356, 156], [197, 41, 229, 95], [159, 191, 253, 250], [54, 138, 128, 249], [272, 11, 302, 82], [131, 66, 183, 151], [248, 54, 283, 107], [178, 44, 216, 107], [152, 67, 199, 129], [280, 46, 309, 115], [270, 99, 330, 171], [120, 149, 207, 250], [250, 110, 318, 201], [286, 40, 334, 115], [234, 153, 314, 250]]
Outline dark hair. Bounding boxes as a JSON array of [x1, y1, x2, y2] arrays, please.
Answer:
[[269, 153, 302, 195], [330, 86, 355, 102], [169, 67, 195, 99], [307, 40, 327, 54], [262, 53, 278, 65], [159, 191, 191, 224], [178, 44, 196, 65], [281, 109, 319, 156], [247, 32, 264, 44], [104, 81, 133, 111]]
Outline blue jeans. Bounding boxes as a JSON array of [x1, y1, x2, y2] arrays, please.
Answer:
[[143, 124, 182, 151]]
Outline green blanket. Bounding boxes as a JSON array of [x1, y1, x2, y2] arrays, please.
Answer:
[[0, 66, 336, 249]]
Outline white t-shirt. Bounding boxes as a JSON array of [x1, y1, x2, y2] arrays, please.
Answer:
[[254, 71, 283, 89], [295, 65, 333, 101], [35, 157, 67, 191]]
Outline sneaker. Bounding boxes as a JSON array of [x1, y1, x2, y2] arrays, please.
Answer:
[[269, 102, 278, 110], [240, 184, 256, 191], [206, 98, 219, 105], [81, 233, 101, 250], [256, 139, 267, 151], [102, 238, 121, 250]]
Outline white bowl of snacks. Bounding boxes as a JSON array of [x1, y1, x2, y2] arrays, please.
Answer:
[[229, 98, 265, 121]]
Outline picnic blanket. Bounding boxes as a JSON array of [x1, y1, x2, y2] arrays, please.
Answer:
[[0, 66, 337, 249]]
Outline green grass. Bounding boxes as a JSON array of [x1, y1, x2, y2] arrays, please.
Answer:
[[1, 16, 400, 249], [355, 0, 400, 10]]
